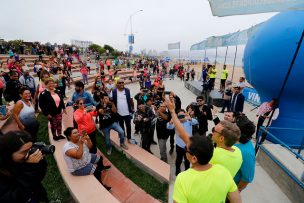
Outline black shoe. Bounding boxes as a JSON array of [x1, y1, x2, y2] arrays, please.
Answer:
[[57, 135, 66, 140], [103, 165, 111, 170], [104, 185, 111, 191], [53, 136, 59, 141], [151, 140, 157, 145]]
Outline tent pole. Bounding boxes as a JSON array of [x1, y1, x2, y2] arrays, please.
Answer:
[[231, 45, 238, 82]]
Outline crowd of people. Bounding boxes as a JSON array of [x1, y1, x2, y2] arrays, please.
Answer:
[[0, 51, 280, 203]]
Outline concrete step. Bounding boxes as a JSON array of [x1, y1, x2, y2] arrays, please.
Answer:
[[256, 143, 303, 203]]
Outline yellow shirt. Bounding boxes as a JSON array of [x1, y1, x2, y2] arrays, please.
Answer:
[[173, 165, 237, 203], [209, 68, 217, 78], [210, 146, 243, 177], [221, 69, 228, 79]]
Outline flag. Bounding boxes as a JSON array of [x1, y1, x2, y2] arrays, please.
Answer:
[[168, 42, 180, 50], [208, 0, 304, 17]]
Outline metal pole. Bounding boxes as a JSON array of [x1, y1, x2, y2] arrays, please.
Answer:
[[214, 47, 218, 66], [179, 42, 181, 65], [231, 45, 238, 82], [224, 46, 228, 65]]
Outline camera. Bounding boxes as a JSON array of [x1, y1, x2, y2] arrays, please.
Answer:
[[28, 142, 55, 155]]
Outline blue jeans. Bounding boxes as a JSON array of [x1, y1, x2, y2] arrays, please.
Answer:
[[71, 154, 100, 176], [101, 122, 125, 150], [82, 74, 88, 84]]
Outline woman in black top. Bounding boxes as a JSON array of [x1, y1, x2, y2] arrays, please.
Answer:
[[39, 78, 66, 140]]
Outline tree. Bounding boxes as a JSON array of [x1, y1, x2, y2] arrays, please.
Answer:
[[89, 43, 105, 55], [103, 44, 114, 53]]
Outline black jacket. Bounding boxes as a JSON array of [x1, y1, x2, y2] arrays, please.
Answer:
[[0, 160, 48, 203], [230, 93, 245, 113], [39, 89, 65, 116]]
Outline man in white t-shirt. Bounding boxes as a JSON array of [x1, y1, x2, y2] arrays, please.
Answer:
[[237, 77, 246, 92], [111, 79, 135, 144]]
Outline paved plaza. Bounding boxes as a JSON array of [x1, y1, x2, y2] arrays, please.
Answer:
[[125, 78, 291, 203]]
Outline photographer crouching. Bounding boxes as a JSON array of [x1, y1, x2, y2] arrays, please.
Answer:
[[0, 131, 52, 202]]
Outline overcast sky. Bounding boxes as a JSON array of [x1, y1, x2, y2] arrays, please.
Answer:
[[0, 0, 276, 52]]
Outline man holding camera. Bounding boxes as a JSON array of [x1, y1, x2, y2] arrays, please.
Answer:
[[133, 103, 155, 153], [155, 102, 171, 162], [188, 96, 212, 137], [96, 94, 128, 155]]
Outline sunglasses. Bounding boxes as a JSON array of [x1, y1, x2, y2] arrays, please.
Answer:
[[184, 146, 193, 155], [117, 82, 124, 84], [212, 127, 222, 135]]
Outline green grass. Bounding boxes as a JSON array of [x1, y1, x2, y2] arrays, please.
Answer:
[[37, 115, 72, 203], [96, 132, 169, 202], [37, 114, 168, 203]]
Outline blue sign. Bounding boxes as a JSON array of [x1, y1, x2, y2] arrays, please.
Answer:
[[243, 87, 261, 106], [128, 35, 134, 44]]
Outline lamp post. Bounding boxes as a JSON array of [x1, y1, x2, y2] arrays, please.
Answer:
[[128, 9, 143, 55]]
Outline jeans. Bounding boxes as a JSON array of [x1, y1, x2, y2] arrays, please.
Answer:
[[71, 154, 100, 176], [118, 114, 132, 140], [82, 74, 88, 84], [101, 122, 125, 150], [158, 138, 168, 162], [175, 145, 190, 176]]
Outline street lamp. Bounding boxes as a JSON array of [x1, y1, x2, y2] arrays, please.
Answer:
[[128, 9, 143, 55]]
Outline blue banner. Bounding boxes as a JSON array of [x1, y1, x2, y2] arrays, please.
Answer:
[[243, 87, 261, 106], [128, 35, 134, 44], [208, 0, 304, 17]]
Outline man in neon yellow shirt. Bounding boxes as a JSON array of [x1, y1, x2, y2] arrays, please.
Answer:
[[220, 65, 228, 92], [208, 65, 217, 89], [166, 99, 241, 203], [210, 120, 242, 177]]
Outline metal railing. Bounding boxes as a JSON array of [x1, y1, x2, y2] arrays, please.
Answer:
[[255, 126, 304, 189]]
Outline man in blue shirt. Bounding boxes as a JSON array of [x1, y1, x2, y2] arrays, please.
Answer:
[[234, 115, 256, 191], [67, 81, 96, 107], [167, 109, 198, 176]]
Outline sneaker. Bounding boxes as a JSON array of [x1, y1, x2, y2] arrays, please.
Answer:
[[128, 138, 137, 145], [104, 185, 112, 191], [120, 143, 129, 150], [103, 165, 111, 170], [106, 148, 112, 155], [134, 131, 140, 136], [151, 140, 157, 145], [53, 136, 59, 141], [57, 135, 66, 140]]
